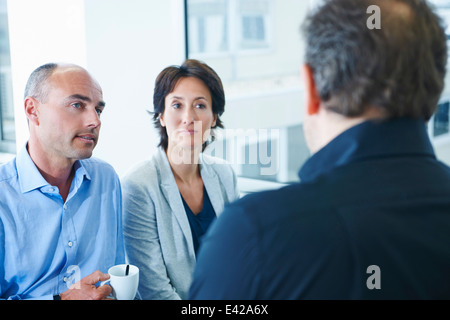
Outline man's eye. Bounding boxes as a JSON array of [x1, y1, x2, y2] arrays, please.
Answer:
[[96, 108, 103, 115], [72, 102, 82, 109]]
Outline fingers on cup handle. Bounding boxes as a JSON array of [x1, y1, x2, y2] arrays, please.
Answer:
[[99, 279, 111, 287], [97, 281, 113, 298], [96, 270, 110, 282], [85, 270, 109, 285]]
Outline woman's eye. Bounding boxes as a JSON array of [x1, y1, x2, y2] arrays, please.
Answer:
[[172, 103, 181, 109], [195, 104, 206, 109]]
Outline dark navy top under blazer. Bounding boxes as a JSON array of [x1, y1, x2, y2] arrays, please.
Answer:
[[181, 186, 216, 255], [189, 118, 450, 299]]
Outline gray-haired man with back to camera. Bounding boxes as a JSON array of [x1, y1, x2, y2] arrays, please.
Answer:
[[189, 0, 450, 299], [0, 63, 125, 300]]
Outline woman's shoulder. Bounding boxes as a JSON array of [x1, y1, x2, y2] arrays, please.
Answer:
[[201, 154, 238, 189], [201, 154, 234, 174], [121, 157, 161, 187]]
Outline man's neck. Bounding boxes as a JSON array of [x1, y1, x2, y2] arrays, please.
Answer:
[[312, 106, 387, 154], [27, 141, 76, 202]]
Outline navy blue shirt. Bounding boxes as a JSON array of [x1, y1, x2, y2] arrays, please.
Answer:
[[181, 187, 216, 255], [189, 118, 450, 299]]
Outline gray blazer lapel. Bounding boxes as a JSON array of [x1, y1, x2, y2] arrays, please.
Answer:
[[200, 157, 225, 217], [156, 148, 195, 257]]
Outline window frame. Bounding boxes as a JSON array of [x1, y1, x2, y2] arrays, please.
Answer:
[[0, 0, 16, 154]]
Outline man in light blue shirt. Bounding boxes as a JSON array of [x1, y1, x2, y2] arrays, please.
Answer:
[[0, 63, 125, 300]]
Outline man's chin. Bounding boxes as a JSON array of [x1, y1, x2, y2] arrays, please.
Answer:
[[72, 147, 95, 160]]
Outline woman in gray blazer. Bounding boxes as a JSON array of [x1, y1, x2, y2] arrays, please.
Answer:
[[121, 59, 240, 300]]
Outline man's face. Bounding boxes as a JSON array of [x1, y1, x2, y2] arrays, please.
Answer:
[[34, 67, 105, 163]]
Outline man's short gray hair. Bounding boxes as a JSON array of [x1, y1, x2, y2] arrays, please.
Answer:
[[24, 63, 58, 102], [302, 0, 447, 121]]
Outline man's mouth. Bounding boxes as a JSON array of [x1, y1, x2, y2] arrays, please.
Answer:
[[76, 134, 96, 143]]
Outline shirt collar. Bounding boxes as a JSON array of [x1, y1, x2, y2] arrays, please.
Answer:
[[299, 118, 435, 183], [17, 143, 91, 194], [17, 144, 49, 193], [72, 160, 91, 189]]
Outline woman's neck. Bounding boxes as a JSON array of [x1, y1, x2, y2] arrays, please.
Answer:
[[166, 146, 201, 184]]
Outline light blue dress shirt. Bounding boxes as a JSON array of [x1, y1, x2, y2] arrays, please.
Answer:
[[0, 144, 125, 300]]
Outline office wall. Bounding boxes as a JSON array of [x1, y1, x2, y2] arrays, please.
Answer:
[[83, 0, 186, 176], [7, 0, 186, 177], [7, 0, 88, 152]]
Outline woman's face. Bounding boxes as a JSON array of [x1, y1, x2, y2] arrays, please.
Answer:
[[160, 76, 217, 153]]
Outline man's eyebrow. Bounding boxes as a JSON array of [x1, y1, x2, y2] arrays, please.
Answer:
[[66, 94, 106, 107]]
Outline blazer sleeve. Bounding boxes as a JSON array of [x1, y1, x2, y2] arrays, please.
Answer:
[[122, 176, 181, 300]]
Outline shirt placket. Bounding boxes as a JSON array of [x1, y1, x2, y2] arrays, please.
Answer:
[[59, 200, 79, 292]]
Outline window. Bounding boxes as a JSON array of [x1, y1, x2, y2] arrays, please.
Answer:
[[428, 1, 450, 143], [428, 98, 450, 142], [187, 0, 272, 56], [238, 1, 271, 50], [429, 1, 450, 63], [434, 101, 450, 137], [187, 0, 309, 184], [0, 0, 15, 154]]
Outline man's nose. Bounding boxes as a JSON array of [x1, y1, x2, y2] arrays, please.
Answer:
[[86, 108, 101, 128]]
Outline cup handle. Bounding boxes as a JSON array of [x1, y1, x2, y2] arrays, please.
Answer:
[[99, 279, 111, 287]]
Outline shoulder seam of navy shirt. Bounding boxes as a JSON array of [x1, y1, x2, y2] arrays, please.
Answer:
[[299, 118, 435, 183]]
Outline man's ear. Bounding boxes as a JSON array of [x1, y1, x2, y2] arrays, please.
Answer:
[[302, 64, 321, 116], [24, 97, 40, 125]]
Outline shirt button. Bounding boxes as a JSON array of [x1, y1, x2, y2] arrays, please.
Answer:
[[63, 277, 68, 282], [63, 204, 68, 210], [68, 241, 73, 247]]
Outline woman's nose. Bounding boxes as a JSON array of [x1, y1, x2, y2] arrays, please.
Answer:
[[182, 107, 195, 124]]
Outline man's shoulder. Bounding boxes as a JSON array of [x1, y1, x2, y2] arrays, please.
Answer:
[[225, 182, 317, 223], [0, 157, 18, 183], [235, 181, 317, 208]]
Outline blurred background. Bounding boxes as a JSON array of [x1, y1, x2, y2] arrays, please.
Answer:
[[1, 0, 450, 193]]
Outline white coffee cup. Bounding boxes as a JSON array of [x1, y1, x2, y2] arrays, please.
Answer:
[[101, 264, 139, 300]]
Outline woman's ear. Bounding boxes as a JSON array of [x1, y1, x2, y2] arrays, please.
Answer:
[[302, 64, 321, 116], [159, 113, 166, 127]]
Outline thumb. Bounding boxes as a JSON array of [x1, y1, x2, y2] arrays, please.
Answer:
[[84, 270, 110, 285]]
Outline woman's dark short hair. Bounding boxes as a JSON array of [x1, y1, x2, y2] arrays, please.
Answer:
[[302, 0, 447, 120], [152, 59, 225, 151]]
